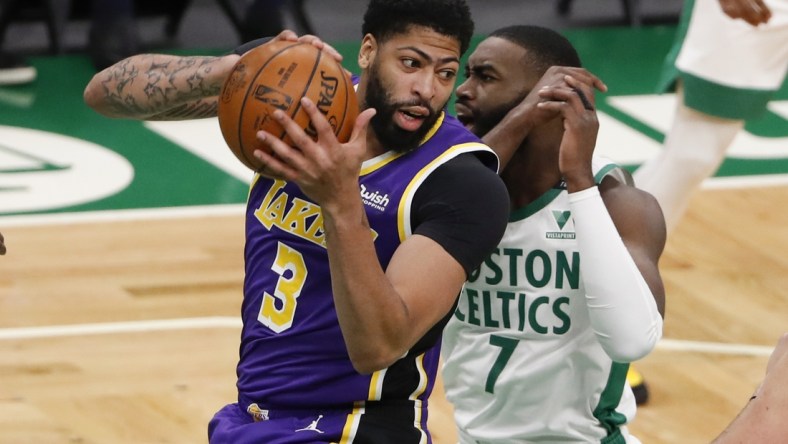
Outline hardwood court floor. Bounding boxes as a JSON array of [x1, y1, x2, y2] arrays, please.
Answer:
[[1, 185, 785, 443]]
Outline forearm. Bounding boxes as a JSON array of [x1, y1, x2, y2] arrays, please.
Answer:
[[715, 334, 788, 442], [322, 200, 411, 373], [83, 53, 239, 120], [482, 104, 535, 169], [713, 393, 788, 443], [570, 187, 663, 362]]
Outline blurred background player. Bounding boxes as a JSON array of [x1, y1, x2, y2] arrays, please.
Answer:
[[88, 0, 139, 70], [633, 0, 788, 233], [238, 0, 289, 42], [441, 25, 666, 442]]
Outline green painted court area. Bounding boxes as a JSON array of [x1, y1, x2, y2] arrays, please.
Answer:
[[0, 26, 786, 217]]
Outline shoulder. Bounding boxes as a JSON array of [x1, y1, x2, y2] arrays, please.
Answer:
[[426, 153, 505, 196], [415, 153, 508, 225], [599, 176, 666, 244], [599, 175, 659, 210], [431, 113, 499, 172]]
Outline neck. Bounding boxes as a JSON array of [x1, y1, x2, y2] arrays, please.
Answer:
[[502, 143, 562, 209], [365, 131, 386, 159]]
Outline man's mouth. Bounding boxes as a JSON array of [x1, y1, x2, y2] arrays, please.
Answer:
[[454, 102, 474, 128], [395, 106, 429, 131]]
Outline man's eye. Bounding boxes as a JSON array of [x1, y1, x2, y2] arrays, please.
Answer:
[[403, 58, 418, 68], [439, 70, 457, 80]]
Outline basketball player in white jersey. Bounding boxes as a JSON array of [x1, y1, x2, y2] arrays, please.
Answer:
[[634, 0, 788, 233], [441, 25, 667, 443]]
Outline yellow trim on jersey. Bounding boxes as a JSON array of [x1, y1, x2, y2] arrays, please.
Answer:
[[358, 112, 447, 176], [419, 111, 445, 145], [409, 353, 429, 400], [338, 401, 365, 443], [367, 368, 386, 400], [409, 353, 429, 444], [396, 142, 493, 241], [360, 150, 406, 175], [249, 173, 262, 199]]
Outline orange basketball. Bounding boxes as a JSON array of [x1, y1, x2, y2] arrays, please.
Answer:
[[218, 40, 358, 171]]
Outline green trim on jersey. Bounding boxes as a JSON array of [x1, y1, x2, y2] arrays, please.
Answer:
[[510, 188, 562, 222], [601, 428, 626, 444], [655, 0, 694, 93], [680, 71, 775, 120], [594, 164, 619, 183], [509, 163, 622, 223], [593, 362, 630, 439]]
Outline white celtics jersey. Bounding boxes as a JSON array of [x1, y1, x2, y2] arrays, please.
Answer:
[[441, 158, 637, 443]]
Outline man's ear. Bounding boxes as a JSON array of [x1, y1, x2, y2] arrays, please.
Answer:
[[358, 34, 377, 69]]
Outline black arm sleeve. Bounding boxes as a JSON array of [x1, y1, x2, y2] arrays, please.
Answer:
[[410, 153, 510, 277], [232, 37, 274, 55]]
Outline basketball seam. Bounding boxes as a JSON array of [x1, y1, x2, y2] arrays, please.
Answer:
[[236, 41, 302, 169], [283, 46, 323, 141], [336, 61, 352, 142]]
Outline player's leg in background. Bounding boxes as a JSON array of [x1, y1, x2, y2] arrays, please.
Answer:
[[632, 87, 743, 233]]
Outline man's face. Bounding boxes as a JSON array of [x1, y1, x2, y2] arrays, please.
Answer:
[[359, 26, 462, 152], [455, 37, 538, 137]]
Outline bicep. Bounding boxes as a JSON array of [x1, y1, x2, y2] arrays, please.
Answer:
[[601, 179, 667, 315]]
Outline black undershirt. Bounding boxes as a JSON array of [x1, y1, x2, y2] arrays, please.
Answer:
[[410, 152, 509, 277]]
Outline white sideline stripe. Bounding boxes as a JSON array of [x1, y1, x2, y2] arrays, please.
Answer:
[[657, 338, 773, 357], [0, 204, 246, 227], [1, 178, 785, 228], [0, 317, 242, 340], [0, 317, 775, 357], [702, 174, 788, 190]]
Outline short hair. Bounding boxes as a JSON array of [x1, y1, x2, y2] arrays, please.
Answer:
[[362, 0, 475, 55], [490, 25, 581, 75]]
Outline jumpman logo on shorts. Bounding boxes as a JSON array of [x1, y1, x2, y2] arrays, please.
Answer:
[[295, 415, 325, 433]]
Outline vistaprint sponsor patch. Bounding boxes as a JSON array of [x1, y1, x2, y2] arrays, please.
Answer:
[[547, 210, 575, 239]]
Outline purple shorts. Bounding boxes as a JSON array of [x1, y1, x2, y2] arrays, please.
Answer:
[[208, 401, 431, 444]]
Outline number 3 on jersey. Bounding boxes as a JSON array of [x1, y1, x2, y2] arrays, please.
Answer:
[[259, 241, 308, 333]]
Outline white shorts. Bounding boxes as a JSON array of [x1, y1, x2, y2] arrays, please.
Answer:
[[659, 0, 788, 119]]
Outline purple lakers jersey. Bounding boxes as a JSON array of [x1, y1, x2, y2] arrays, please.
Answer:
[[236, 111, 497, 412]]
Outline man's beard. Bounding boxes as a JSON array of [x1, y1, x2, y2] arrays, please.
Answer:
[[364, 62, 443, 153], [464, 95, 525, 138]]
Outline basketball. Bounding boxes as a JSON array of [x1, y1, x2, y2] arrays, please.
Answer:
[[218, 40, 359, 171]]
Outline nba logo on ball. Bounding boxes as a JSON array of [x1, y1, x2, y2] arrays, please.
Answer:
[[253, 84, 293, 111]]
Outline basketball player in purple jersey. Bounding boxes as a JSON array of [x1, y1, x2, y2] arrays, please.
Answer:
[[83, 1, 509, 442]]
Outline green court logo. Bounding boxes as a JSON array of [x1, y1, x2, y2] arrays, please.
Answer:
[[0, 126, 134, 214]]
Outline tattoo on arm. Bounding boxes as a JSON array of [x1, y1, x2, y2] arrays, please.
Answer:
[[99, 55, 226, 119]]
